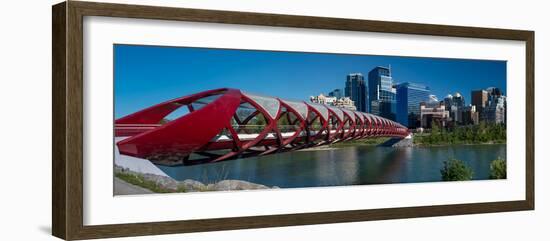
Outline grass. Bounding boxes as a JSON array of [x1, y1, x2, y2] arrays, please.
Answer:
[[115, 172, 185, 193], [199, 164, 231, 185], [329, 137, 391, 148]]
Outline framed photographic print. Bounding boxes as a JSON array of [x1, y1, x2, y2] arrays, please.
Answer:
[[52, 1, 534, 240]]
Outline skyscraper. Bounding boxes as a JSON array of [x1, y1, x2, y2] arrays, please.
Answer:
[[471, 89, 488, 114], [444, 93, 465, 123], [484, 96, 506, 124], [396, 82, 430, 128], [368, 66, 396, 120], [472, 87, 506, 124], [484, 87, 506, 124], [462, 105, 479, 125], [345, 73, 367, 112], [486, 87, 503, 97], [328, 88, 343, 99]]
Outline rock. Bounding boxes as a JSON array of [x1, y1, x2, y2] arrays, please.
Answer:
[[114, 164, 275, 193], [141, 173, 179, 191], [211, 180, 270, 191], [114, 165, 128, 173], [180, 179, 207, 192]]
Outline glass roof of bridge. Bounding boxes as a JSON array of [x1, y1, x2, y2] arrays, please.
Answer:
[[363, 113, 373, 123], [307, 103, 329, 120], [243, 92, 280, 119], [281, 100, 308, 119], [354, 111, 364, 122], [327, 106, 344, 121], [341, 109, 355, 121]]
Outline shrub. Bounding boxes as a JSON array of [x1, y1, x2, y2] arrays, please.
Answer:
[[441, 159, 474, 181], [489, 158, 507, 179]]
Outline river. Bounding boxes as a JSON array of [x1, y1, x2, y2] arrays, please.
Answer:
[[157, 144, 506, 188]]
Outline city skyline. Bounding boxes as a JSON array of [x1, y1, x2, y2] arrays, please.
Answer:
[[115, 44, 506, 118]]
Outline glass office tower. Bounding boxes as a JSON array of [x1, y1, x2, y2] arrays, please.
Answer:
[[368, 66, 396, 120], [344, 73, 367, 112], [396, 82, 430, 128], [328, 88, 343, 99]]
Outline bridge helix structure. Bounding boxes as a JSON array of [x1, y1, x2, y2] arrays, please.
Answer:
[[115, 88, 410, 166]]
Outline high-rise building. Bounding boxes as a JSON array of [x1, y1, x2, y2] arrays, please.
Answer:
[[484, 88, 506, 124], [396, 82, 430, 128], [443, 95, 452, 111], [462, 105, 479, 125], [487, 87, 503, 97], [444, 93, 465, 123], [471, 89, 489, 114], [345, 73, 368, 112], [368, 66, 396, 120], [428, 94, 439, 102], [473, 87, 506, 124], [328, 89, 343, 99], [420, 100, 450, 128]]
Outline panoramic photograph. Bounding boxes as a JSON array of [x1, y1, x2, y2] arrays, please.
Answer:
[[113, 44, 507, 195]]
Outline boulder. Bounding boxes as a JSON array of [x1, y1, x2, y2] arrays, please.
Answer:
[[211, 180, 270, 191], [180, 179, 207, 192]]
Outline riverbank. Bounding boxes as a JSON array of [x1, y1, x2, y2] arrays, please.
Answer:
[[413, 123, 506, 146], [414, 140, 506, 147], [329, 137, 391, 148], [294, 137, 396, 150], [297, 146, 340, 151], [299, 136, 504, 148], [413, 132, 505, 146], [114, 165, 279, 195]]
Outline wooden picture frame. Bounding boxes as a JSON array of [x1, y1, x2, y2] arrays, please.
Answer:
[[52, 1, 534, 240]]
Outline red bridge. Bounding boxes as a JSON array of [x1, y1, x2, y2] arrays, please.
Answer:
[[115, 88, 410, 166]]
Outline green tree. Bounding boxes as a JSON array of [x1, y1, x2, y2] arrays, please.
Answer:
[[489, 158, 507, 179], [441, 159, 474, 181], [416, 121, 506, 146], [254, 114, 267, 132], [430, 120, 440, 143]]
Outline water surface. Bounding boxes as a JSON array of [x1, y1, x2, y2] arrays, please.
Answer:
[[157, 144, 506, 188]]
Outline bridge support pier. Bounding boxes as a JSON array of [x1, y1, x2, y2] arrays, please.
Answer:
[[380, 134, 414, 147]]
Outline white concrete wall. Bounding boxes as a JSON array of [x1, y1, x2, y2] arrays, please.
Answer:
[[114, 137, 168, 176]]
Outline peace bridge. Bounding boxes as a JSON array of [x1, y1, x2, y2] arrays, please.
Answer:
[[115, 88, 410, 166]]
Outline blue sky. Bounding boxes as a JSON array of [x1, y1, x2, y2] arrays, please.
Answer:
[[114, 44, 506, 118]]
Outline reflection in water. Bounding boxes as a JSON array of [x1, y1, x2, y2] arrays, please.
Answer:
[[157, 144, 506, 188], [314, 148, 360, 186]]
